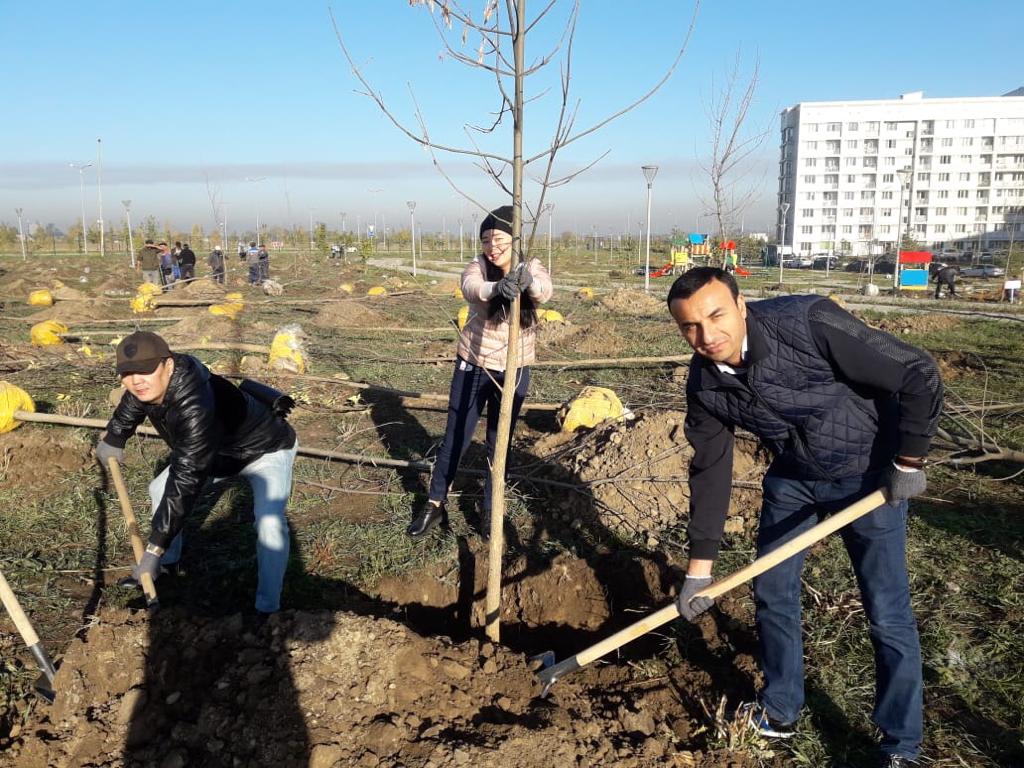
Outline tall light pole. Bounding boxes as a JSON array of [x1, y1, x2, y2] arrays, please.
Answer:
[[308, 208, 315, 253], [221, 202, 229, 254], [471, 212, 478, 255], [382, 213, 387, 252], [407, 201, 417, 277], [245, 176, 266, 245], [122, 200, 135, 267], [458, 217, 464, 262], [96, 138, 105, 257], [642, 165, 659, 293], [70, 162, 92, 254], [368, 188, 382, 252], [339, 211, 347, 239], [779, 201, 791, 285], [895, 166, 912, 290], [544, 203, 555, 276], [14, 208, 27, 261]]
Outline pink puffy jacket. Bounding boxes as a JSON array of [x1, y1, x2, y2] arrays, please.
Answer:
[[457, 255, 553, 371]]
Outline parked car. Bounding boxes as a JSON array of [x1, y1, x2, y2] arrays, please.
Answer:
[[844, 259, 869, 273], [633, 265, 658, 276], [960, 265, 1005, 278], [811, 255, 839, 270], [795, 256, 814, 269]]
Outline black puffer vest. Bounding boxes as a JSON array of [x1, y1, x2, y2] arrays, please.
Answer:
[[687, 295, 898, 480]]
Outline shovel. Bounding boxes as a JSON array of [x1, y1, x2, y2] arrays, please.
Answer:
[[0, 568, 57, 703], [534, 488, 887, 697], [106, 458, 160, 610]]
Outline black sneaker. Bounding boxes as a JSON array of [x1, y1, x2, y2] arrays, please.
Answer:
[[406, 501, 446, 538], [880, 756, 919, 768], [738, 702, 796, 739]]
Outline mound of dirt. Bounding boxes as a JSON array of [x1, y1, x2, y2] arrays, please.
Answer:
[[9, 605, 736, 768], [536, 411, 766, 542], [576, 319, 626, 356], [535, 319, 581, 347], [313, 300, 387, 329], [175, 277, 226, 300], [873, 314, 962, 336], [160, 314, 242, 343], [0, 428, 93, 499], [26, 300, 120, 324], [600, 289, 665, 317]]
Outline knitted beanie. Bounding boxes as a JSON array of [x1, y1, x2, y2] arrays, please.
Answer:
[[479, 206, 514, 239]]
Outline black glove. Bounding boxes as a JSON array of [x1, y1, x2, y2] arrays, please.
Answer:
[[130, 550, 162, 587], [95, 439, 124, 467], [883, 464, 927, 503], [517, 264, 533, 293], [495, 274, 520, 301], [676, 575, 714, 622]]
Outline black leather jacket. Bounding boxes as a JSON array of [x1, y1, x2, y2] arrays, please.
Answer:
[[105, 354, 296, 549]]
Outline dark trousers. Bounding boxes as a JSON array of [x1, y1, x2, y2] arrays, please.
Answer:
[[428, 358, 530, 511], [934, 280, 955, 298], [180, 264, 195, 282], [754, 473, 922, 759]]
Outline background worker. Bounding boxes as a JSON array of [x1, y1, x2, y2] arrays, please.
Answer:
[[178, 243, 197, 283], [668, 267, 942, 768], [94, 331, 298, 616], [406, 206, 553, 539], [246, 241, 261, 284], [933, 264, 959, 299], [207, 245, 226, 284], [137, 239, 162, 286]]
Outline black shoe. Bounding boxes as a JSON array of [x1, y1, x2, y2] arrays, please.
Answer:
[[738, 702, 796, 739], [407, 501, 446, 538], [880, 756, 919, 768]]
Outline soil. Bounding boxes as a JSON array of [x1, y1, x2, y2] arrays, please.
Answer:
[[0, 427, 94, 500], [871, 313, 962, 336], [313, 300, 387, 329], [533, 411, 768, 543], [599, 289, 665, 317]]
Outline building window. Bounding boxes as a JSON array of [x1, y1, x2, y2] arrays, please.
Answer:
[[880, 225, 892, 234], [827, 122, 841, 132], [955, 224, 966, 232], [962, 137, 974, 147], [885, 121, 898, 131], [842, 208, 854, 216], [885, 139, 897, 149], [939, 155, 951, 164], [805, 158, 817, 167], [805, 140, 818, 150], [917, 172, 930, 182], [825, 174, 839, 185], [915, 224, 926, 234], [882, 209, 893, 217], [805, 123, 819, 133], [882, 190, 894, 200], [864, 157, 877, 168], [964, 119, 975, 129], [915, 207, 928, 217], [938, 172, 950, 181], [959, 172, 971, 181], [844, 191, 855, 200], [934, 207, 947, 215], [956, 206, 968, 215], [802, 208, 814, 217], [861, 190, 875, 200], [957, 190, 970, 199], [803, 174, 816, 183], [936, 190, 949, 199], [882, 174, 894, 183], [860, 207, 873, 215], [847, 122, 859, 131], [847, 140, 858, 149], [945, 120, 956, 129], [941, 137, 953, 147], [959, 154, 972, 163], [842, 225, 853, 234], [934, 224, 945, 233], [866, 121, 879, 132], [801, 226, 813, 234], [823, 207, 837, 216], [805, 191, 817, 200], [845, 157, 857, 166]]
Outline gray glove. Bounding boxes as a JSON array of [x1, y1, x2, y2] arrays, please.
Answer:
[[516, 263, 533, 293], [130, 550, 162, 587], [95, 439, 124, 467], [883, 464, 927, 503], [676, 575, 714, 622]]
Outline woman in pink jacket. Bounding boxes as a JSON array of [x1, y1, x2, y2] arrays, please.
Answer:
[[407, 206, 553, 539]]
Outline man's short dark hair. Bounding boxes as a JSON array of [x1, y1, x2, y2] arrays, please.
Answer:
[[144, 239, 154, 245], [666, 267, 739, 309]]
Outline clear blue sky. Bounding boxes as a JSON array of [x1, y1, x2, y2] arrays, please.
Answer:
[[1, 0, 1020, 239]]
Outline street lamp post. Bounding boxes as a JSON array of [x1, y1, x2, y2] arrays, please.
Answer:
[[96, 138, 105, 258], [14, 208, 27, 261], [70, 162, 92, 254], [407, 201, 417, 277], [244, 176, 266, 245], [308, 208, 315, 253], [543, 203, 555, 276], [459, 217, 464, 262], [779, 201, 791, 286], [368, 188, 382, 252], [122, 200, 135, 267], [471, 213, 478, 255], [641, 165, 659, 293], [895, 167, 912, 291]]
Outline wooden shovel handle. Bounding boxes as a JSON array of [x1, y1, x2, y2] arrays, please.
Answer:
[[106, 458, 159, 603], [0, 568, 41, 647], [572, 489, 887, 671]]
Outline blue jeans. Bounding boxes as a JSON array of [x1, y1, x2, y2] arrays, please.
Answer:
[[149, 442, 298, 613], [754, 473, 923, 759], [428, 358, 529, 512]]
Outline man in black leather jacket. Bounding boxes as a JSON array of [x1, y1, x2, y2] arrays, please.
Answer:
[[95, 331, 298, 614]]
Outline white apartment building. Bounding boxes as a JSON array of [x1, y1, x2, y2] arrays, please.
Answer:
[[778, 90, 1024, 257]]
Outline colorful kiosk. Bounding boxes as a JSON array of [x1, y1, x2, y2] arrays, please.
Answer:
[[896, 250, 932, 291]]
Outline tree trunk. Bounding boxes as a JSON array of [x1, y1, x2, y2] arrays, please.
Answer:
[[485, 2, 526, 643]]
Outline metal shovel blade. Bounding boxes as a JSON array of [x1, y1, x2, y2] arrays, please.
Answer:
[[29, 643, 57, 704]]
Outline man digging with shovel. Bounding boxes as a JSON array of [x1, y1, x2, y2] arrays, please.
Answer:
[[94, 331, 298, 618], [668, 268, 942, 767]]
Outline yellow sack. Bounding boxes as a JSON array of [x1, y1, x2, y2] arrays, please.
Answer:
[[540, 309, 564, 323], [0, 381, 35, 434], [130, 294, 156, 313], [457, 305, 470, 330], [452, 286, 463, 299], [137, 282, 162, 296], [367, 286, 387, 297], [267, 325, 306, 374], [28, 289, 54, 307], [209, 292, 245, 319], [30, 320, 68, 346], [338, 283, 354, 294], [576, 287, 594, 300], [559, 386, 626, 434]]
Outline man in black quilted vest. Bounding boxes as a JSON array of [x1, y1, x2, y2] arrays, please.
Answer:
[[668, 267, 942, 768]]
